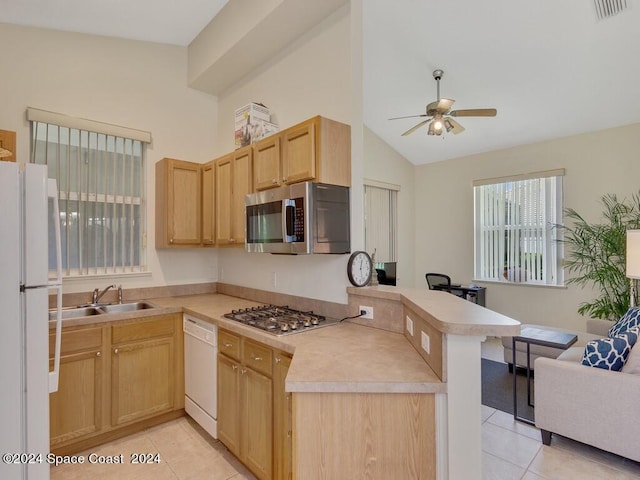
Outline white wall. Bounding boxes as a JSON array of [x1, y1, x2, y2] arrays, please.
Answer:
[[215, 4, 358, 304], [413, 123, 640, 331], [0, 24, 220, 294], [363, 126, 415, 287]]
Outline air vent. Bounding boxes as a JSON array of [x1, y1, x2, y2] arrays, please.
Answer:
[[594, 0, 629, 20]]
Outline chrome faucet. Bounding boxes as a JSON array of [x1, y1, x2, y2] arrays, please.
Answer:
[[117, 285, 123, 304], [92, 284, 117, 305]]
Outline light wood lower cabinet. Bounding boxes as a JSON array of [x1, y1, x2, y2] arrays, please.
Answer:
[[273, 353, 292, 480], [218, 330, 289, 480], [49, 326, 105, 448], [49, 313, 184, 455]]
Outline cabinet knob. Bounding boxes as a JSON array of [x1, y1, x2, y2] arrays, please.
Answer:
[[232, 364, 238, 370], [96, 351, 101, 357], [114, 348, 119, 354], [241, 368, 246, 375], [251, 355, 262, 362], [282, 177, 287, 182], [230, 238, 235, 243], [223, 342, 233, 348], [169, 238, 174, 244], [275, 357, 281, 364], [272, 178, 277, 184]]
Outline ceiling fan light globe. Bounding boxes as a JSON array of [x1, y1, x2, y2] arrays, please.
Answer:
[[444, 119, 454, 133]]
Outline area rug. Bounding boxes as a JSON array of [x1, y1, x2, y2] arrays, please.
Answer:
[[481, 358, 535, 422]]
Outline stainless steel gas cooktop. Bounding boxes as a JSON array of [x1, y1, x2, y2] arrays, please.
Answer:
[[223, 305, 339, 336]]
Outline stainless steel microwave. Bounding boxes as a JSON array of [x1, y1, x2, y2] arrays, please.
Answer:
[[245, 182, 350, 254]]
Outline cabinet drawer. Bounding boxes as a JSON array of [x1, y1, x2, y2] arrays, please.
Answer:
[[112, 315, 175, 344], [243, 339, 273, 377], [218, 330, 240, 360], [50, 326, 102, 358]]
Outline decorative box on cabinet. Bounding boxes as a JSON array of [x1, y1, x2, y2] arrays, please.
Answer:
[[155, 158, 202, 247]]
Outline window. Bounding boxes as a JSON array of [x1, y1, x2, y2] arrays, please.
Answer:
[[364, 181, 398, 263], [28, 108, 151, 276], [473, 169, 564, 285]]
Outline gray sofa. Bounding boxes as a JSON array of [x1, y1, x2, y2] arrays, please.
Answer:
[[502, 321, 603, 370], [534, 318, 640, 462]]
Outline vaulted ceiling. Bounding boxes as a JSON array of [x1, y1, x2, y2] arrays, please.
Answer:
[[3, 0, 640, 165]]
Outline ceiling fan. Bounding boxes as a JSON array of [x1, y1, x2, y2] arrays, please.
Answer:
[[389, 69, 497, 136]]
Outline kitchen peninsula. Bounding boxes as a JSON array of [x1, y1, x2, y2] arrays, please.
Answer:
[[148, 284, 520, 480]]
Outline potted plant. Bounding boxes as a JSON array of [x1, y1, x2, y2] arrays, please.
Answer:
[[557, 192, 640, 321]]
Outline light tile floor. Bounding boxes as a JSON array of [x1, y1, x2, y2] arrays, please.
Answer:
[[50, 338, 640, 480], [481, 336, 640, 479]]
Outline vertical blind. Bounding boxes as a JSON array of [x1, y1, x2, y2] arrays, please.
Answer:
[[364, 183, 398, 263], [473, 170, 564, 285], [28, 109, 150, 276]]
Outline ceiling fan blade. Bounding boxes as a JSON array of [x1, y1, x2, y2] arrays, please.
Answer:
[[389, 114, 428, 121], [401, 119, 430, 136], [445, 117, 465, 135], [449, 108, 497, 117]]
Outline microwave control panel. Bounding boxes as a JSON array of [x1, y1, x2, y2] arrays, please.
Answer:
[[293, 197, 305, 241]]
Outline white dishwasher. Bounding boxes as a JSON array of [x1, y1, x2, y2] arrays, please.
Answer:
[[183, 315, 217, 438]]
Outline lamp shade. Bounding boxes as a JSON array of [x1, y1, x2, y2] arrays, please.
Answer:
[[626, 230, 640, 279]]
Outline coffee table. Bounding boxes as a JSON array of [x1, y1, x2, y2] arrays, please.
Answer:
[[512, 326, 578, 425]]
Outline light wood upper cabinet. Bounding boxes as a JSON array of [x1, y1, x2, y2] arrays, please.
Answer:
[[201, 160, 215, 245], [253, 135, 281, 190], [156, 158, 202, 247], [253, 116, 351, 191], [215, 146, 253, 246]]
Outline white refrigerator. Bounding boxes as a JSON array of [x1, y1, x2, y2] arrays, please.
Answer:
[[0, 162, 63, 480]]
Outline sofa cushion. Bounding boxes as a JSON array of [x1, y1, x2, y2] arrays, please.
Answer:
[[608, 307, 640, 337], [582, 327, 640, 371]]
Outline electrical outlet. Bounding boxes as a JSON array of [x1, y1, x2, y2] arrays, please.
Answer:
[[406, 315, 414, 336], [359, 305, 374, 319], [421, 331, 430, 354]]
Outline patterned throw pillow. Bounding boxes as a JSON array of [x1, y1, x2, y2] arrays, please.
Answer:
[[608, 307, 640, 337], [582, 326, 640, 371]]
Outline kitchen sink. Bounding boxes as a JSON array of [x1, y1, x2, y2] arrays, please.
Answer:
[[98, 301, 156, 313], [49, 306, 102, 320], [49, 301, 157, 320]]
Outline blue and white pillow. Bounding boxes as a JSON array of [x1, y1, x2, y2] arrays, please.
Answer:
[[608, 307, 640, 337], [582, 326, 640, 371]]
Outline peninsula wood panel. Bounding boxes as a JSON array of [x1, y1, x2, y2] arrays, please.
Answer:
[[403, 305, 444, 381], [293, 392, 436, 480]]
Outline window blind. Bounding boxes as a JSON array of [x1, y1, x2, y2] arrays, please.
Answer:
[[474, 171, 564, 285], [30, 114, 148, 276], [364, 183, 398, 263]]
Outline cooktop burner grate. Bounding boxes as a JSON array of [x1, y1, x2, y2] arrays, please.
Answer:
[[223, 305, 339, 336]]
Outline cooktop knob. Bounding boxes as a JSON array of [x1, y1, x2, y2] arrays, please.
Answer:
[[311, 317, 319, 325], [289, 322, 298, 330], [280, 323, 289, 332], [303, 319, 311, 327]]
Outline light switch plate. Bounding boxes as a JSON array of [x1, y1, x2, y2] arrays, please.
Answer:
[[406, 315, 414, 336]]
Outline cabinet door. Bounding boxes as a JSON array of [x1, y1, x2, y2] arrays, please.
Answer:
[[241, 367, 273, 480], [231, 147, 253, 244], [253, 135, 282, 191], [273, 353, 292, 480], [49, 326, 104, 449], [50, 351, 103, 447], [218, 353, 241, 457], [282, 119, 316, 185], [156, 158, 202, 247], [111, 337, 174, 426], [202, 161, 215, 245], [215, 154, 233, 245]]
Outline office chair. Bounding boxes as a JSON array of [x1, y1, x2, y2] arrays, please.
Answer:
[[425, 273, 452, 292]]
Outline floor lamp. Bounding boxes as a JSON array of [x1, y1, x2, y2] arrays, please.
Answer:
[[626, 230, 640, 307]]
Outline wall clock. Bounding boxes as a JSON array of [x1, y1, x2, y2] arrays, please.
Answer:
[[347, 251, 373, 287]]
